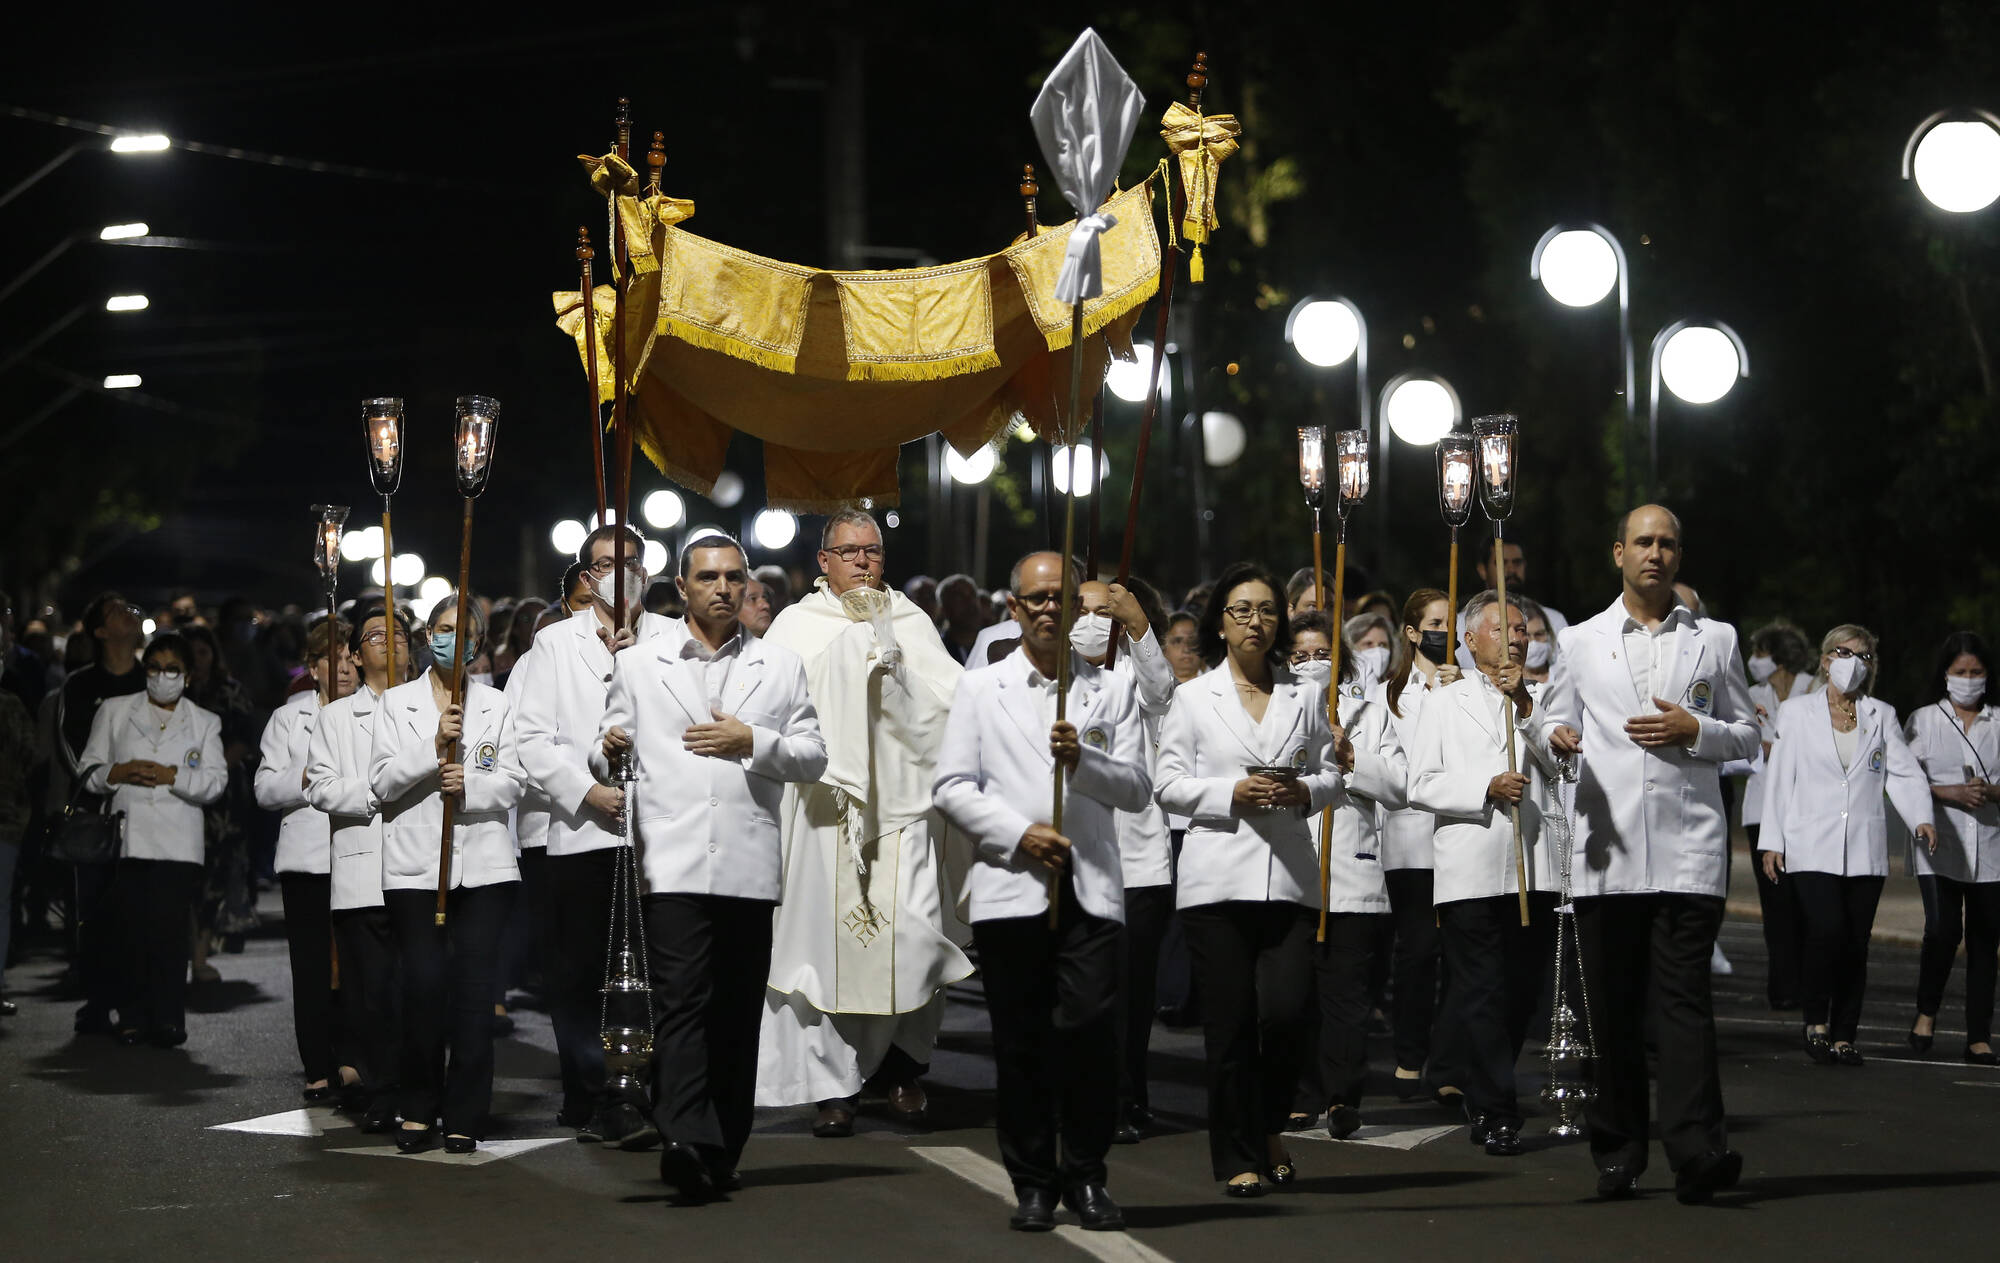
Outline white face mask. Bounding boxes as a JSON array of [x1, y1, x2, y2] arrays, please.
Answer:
[[1355, 646, 1390, 682], [592, 566, 646, 611], [1947, 675, 1988, 708], [1292, 659, 1332, 686], [146, 669, 185, 705], [1747, 654, 1778, 684], [1069, 612, 1113, 659], [1828, 654, 1869, 696], [1525, 640, 1552, 670]]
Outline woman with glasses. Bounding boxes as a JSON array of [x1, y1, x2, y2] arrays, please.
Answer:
[[253, 616, 354, 1103], [1903, 631, 2000, 1065], [1156, 564, 1403, 1197], [1759, 625, 1936, 1064], [77, 633, 226, 1046]]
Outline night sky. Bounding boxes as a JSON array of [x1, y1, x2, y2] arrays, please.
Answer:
[[4, 3, 1997, 700]]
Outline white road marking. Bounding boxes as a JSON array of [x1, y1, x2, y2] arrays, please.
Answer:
[[1283, 1122, 1460, 1151], [1955, 1080, 2000, 1088], [208, 1107, 354, 1138], [914, 1146, 1177, 1263], [335, 1138, 570, 1166]]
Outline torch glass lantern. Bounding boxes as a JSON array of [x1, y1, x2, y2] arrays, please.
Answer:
[[1297, 425, 1326, 510], [453, 395, 500, 498], [361, 397, 405, 496], [1436, 430, 1477, 528], [1333, 428, 1370, 521], [312, 504, 349, 583], [1470, 413, 1520, 521]]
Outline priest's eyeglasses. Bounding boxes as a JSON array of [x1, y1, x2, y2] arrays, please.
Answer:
[[824, 544, 884, 562], [1222, 602, 1280, 625]]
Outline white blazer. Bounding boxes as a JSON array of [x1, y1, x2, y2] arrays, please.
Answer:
[[1307, 690, 1407, 913], [253, 690, 330, 876], [1381, 666, 1439, 870], [1112, 628, 1177, 889], [306, 687, 387, 910], [369, 672, 523, 892], [1408, 672, 1560, 905], [1905, 701, 2000, 883], [1533, 596, 1760, 898], [510, 608, 682, 857], [592, 630, 826, 902], [1760, 693, 1933, 878], [1155, 663, 1381, 911], [933, 648, 1152, 924], [502, 664, 550, 855], [79, 693, 226, 864]]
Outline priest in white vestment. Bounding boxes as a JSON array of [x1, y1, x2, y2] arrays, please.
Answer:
[[755, 510, 973, 1136]]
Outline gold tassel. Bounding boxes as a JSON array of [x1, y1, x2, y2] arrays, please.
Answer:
[[1190, 243, 1205, 284]]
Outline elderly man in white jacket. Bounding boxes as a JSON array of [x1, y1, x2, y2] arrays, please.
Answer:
[[1409, 590, 1560, 1157], [933, 551, 1152, 1234], [595, 532, 826, 1204], [1538, 506, 1760, 1205]]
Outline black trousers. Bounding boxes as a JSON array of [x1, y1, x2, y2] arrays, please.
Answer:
[[1154, 831, 1195, 1014], [645, 893, 773, 1174], [546, 849, 620, 1117], [1182, 900, 1316, 1179], [115, 858, 204, 1032], [386, 882, 517, 1134], [973, 875, 1121, 1193], [1918, 875, 2000, 1045], [332, 905, 400, 1096], [1575, 893, 1727, 1175], [1789, 871, 1884, 1044], [1436, 894, 1556, 1129], [498, 845, 547, 1001], [1293, 910, 1382, 1117], [1117, 884, 1174, 1115], [279, 872, 338, 1082], [1383, 868, 1441, 1072], [1747, 825, 1800, 1005], [74, 859, 123, 1017]]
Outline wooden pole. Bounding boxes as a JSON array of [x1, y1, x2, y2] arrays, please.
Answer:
[[1020, 164, 1039, 241], [1493, 522, 1530, 927], [1050, 298, 1086, 929], [578, 228, 606, 521], [380, 497, 398, 685], [322, 580, 336, 706], [1446, 525, 1459, 632], [1085, 390, 1103, 576], [610, 99, 633, 621], [435, 496, 476, 926]]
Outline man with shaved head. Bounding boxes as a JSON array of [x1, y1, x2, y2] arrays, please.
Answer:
[[1536, 505, 1759, 1205]]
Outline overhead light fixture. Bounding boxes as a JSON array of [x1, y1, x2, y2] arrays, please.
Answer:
[[102, 374, 141, 389], [98, 222, 149, 240], [109, 134, 171, 153], [105, 294, 149, 312]]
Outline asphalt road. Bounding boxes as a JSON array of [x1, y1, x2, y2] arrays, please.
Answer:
[[3, 893, 1997, 1262]]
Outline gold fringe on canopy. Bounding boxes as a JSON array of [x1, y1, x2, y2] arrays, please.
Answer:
[[1160, 101, 1239, 283]]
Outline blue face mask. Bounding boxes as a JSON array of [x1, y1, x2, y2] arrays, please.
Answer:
[[429, 631, 472, 669]]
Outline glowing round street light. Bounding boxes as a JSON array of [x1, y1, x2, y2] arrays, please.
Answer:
[[642, 488, 685, 529], [1201, 412, 1247, 467], [641, 539, 668, 574], [945, 445, 997, 483], [1904, 111, 2000, 214], [1533, 229, 1620, 307], [1106, 342, 1159, 403], [550, 518, 587, 555], [753, 508, 798, 550], [1285, 299, 1362, 368], [711, 471, 746, 507], [1382, 375, 1462, 446], [370, 553, 425, 588], [1050, 443, 1101, 496], [419, 576, 453, 602], [1657, 324, 1745, 405]]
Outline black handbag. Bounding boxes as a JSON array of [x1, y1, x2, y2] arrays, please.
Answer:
[[52, 785, 124, 865]]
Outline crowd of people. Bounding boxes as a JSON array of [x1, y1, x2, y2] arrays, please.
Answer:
[[0, 500, 1994, 1227]]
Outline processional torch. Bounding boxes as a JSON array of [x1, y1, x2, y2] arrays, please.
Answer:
[[311, 504, 349, 702], [362, 397, 405, 685], [1435, 429, 1476, 629], [1030, 29, 1145, 929], [1305, 427, 1370, 941], [434, 395, 500, 926], [1542, 751, 1596, 1137], [1471, 413, 1531, 927]]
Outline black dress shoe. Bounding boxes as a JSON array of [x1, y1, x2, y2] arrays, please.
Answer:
[[302, 1085, 337, 1105], [1126, 1104, 1155, 1130], [149, 1026, 187, 1049], [361, 1100, 399, 1134], [0, 997, 17, 1017], [1266, 1155, 1297, 1187], [659, 1141, 716, 1202], [600, 1101, 661, 1151], [1112, 1121, 1143, 1145], [1834, 1044, 1865, 1067], [1908, 1026, 1935, 1054], [811, 1103, 855, 1138], [1596, 1165, 1640, 1199], [1966, 1047, 2000, 1066], [1483, 1124, 1523, 1157], [1465, 1108, 1491, 1146], [1393, 1073, 1424, 1101], [395, 1126, 436, 1154], [443, 1135, 477, 1155], [114, 1028, 145, 1046], [557, 1103, 594, 1131], [1063, 1183, 1126, 1231], [1674, 1149, 1743, 1205], [1225, 1177, 1267, 1199], [1326, 1103, 1361, 1140], [1009, 1187, 1057, 1231], [1803, 1030, 1836, 1065], [74, 1006, 115, 1036], [711, 1169, 742, 1194]]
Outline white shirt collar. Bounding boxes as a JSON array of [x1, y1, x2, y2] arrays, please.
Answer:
[[680, 630, 744, 662], [1619, 595, 1696, 636]]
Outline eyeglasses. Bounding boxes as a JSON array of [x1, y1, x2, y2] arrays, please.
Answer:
[[585, 556, 645, 576], [143, 666, 184, 678], [1830, 646, 1876, 663], [359, 630, 410, 647], [1013, 590, 1063, 610], [1164, 634, 1198, 648], [1222, 602, 1280, 625], [824, 544, 884, 563], [1290, 649, 1332, 663]]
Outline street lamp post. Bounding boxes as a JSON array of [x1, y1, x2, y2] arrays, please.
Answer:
[[1647, 321, 1749, 497], [1532, 224, 1635, 500], [1902, 109, 2000, 397]]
